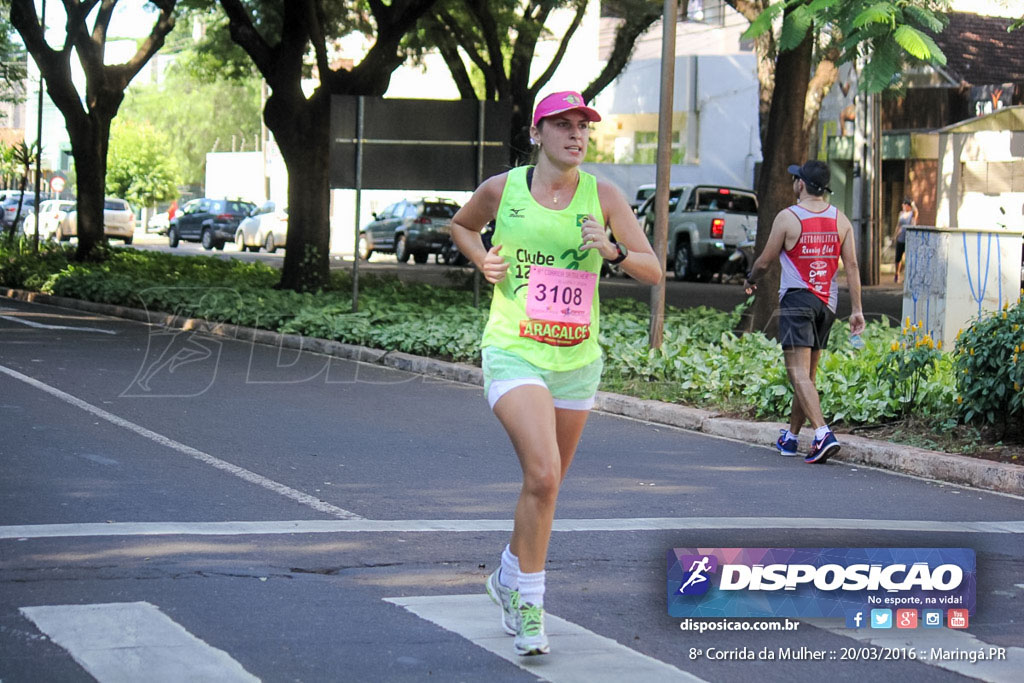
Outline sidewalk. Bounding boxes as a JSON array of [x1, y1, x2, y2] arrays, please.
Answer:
[[4, 286, 1022, 496]]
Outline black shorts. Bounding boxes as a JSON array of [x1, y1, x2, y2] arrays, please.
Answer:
[[778, 288, 836, 350], [895, 241, 906, 264]]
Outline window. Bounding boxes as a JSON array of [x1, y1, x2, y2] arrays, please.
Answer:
[[633, 131, 684, 164], [422, 202, 457, 218], [104, 200, 127, 211]]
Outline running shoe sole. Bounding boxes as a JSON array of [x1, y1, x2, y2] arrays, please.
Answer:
[[485, 570, 518, 635], [514, 641, 550, 656], [805, 441, 840, 464]]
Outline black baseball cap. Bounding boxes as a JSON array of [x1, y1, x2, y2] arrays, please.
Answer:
[[788, 160, 832, 194]]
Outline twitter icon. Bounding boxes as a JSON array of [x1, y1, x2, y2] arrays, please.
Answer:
[[871, 609, 893, 629]]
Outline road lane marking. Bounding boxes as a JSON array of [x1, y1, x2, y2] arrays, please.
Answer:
[[0, 364, 362, 521], [386, 594, 704, 682], [822, 623, 1023, 682], [0, 310, 117, 334], [3, 518, 1022, 540], [20, 602, 258, 682]]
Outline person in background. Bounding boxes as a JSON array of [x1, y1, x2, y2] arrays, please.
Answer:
[[743, 160, 865, 464], [895, 197, 917, 283]]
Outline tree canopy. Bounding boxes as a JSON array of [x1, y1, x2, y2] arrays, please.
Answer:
[[106, 119, 180, 210]]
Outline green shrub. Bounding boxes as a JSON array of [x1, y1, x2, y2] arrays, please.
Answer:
[[953, 297, 1024, 430]]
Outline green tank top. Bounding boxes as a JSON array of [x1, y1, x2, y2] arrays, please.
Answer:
[[481, 165, 603, 370]]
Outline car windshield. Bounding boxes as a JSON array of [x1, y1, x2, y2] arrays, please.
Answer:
[[691, 189, 757, 213], [228, 201, 255, 214], [423, 203, 457, 219], [104, 200, 127, 211]]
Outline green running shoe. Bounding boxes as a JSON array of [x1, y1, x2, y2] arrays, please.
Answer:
[[485, 569, 520, 635], [514, 602, 549, 656]]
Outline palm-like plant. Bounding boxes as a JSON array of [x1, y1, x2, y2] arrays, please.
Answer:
[[4, 140, 39, 244]]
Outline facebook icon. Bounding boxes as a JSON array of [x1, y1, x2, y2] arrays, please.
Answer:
[[846, 610, 865, 629]]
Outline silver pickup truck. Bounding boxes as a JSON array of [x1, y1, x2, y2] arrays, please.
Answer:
[[636, 184, 758, 281]]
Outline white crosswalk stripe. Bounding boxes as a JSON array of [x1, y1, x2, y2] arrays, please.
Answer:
[[386, 593, 706, 683], [20, 602, 258, 683]]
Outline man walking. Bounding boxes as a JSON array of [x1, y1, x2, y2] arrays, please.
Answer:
[[743, 160, 865, 464]]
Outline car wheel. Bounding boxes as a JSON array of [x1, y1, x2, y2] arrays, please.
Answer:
[[168, 227, 179, 248], [413, 251, 428, 264], [235, 231, 247, 251], [264, 233, 276, 254], [201, 228, 214, 250], [215, 240, 225, 250], [395, 234, 410, 263], [123, 235, 133, 245], [673, 242, 694, 281], [358, 233, 373, 260]]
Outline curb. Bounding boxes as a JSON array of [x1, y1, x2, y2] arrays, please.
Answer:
[[5, 288, 1023, 497]]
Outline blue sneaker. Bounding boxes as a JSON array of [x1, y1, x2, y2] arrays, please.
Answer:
[[805, 431, 840, 464], [776, 429, 799, 456]]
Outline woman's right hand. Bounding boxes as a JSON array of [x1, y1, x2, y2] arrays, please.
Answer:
[[481, 244, 509, 284]]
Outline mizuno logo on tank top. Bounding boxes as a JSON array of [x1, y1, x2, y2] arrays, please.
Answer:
[[778, 204, 841, 312]]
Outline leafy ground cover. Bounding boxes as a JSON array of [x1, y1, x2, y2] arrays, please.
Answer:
[[3, 242, 1021, 464]]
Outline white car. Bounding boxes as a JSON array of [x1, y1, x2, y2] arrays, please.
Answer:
[[58, 198, 136, 244], [21, 200, 76, 240], [235, 201, 288, 253]]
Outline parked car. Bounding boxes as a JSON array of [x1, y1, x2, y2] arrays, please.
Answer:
[[235, 201, 288, 253], [58, 198, 137, 244], [0, 194, 36, 231], [441, 222, 493, 266], [21, 199, 76, 240], [167, 198, 256, 250], [359, 197, 460, 263], [637, 185, 758, 281], [629, 183, 657, 214]]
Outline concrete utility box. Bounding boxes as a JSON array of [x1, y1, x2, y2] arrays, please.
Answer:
[[902, 226, 1023, 349]]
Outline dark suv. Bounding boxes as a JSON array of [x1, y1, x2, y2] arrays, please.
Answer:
[[359, 198, 460, 263], [168, 198, 256, 250]]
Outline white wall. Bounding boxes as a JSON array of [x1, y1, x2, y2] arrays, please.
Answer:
[[587, 53, 760, 196]]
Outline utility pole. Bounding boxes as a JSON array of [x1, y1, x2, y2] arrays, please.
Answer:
[[650, 0, 678, 349], [31, 0, 46, 254]]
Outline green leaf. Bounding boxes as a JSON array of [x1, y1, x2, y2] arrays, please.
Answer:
[[859, 36, 902, 93], [742, 3, 785, 41], [893, 25, 931, 60], [779, 5, 814, 52], [903, 5, 946, 33], [853, 3, 896, 29]]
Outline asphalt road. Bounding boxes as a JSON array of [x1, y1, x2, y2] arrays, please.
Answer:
[[1, 297, 1022, 682], [129, 233, 906, 325]]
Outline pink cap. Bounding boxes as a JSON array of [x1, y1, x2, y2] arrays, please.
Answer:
[[532, 91, 602, 127]]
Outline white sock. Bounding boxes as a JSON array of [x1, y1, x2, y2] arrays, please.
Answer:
[[499, 545, 519, 589], [784, 429, 798, 442], [814, 425, 831, 441], [518, 570, 545, 607]]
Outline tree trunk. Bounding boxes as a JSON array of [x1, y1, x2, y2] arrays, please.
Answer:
[[266, 89, 331, 292], [66, 113, 112, 260], [747, 19, 814, 336]]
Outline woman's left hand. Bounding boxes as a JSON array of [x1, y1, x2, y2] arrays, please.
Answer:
[[579, 214, 616, 260]]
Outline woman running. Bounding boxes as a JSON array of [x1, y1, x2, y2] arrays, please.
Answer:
[[451, 90, 662, 656]]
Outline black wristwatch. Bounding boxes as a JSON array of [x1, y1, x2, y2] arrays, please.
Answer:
[[607, 242, 628, 265]]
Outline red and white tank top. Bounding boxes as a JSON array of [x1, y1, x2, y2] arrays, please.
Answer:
[[778, 204, 841, 312]]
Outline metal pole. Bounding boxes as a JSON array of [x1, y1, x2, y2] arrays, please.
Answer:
[[473, 100, 484, 308], [352, 97, 364, 313], [650, 0, 678, 349], [31, 0, 46, 253], [870, 92, 882, 285]]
